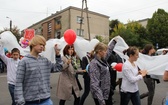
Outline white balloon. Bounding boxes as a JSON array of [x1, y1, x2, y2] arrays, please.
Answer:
[[89, 39, 99, 51]]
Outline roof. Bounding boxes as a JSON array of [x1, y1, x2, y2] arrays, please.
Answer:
[[27, 6, 109, 29]]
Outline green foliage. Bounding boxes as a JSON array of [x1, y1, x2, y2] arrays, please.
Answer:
[[110, 22, 149, 48], [146, 9, 168, 48], [95, 35, 103, 42], [109, 19, 120, 34], [94, 35, 108, 44]]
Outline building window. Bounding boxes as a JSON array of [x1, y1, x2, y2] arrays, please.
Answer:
[[48, 22, 52, 34], [77, 29, 84, 36], [77, 16, 84, 24], [55, 31, 61, 39], [56, 20, 61, 24], [35, 29, 37, 34], [55, 19, 61, 30]]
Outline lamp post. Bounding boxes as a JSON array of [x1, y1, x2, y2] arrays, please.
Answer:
[[6, 17, 12, 31]]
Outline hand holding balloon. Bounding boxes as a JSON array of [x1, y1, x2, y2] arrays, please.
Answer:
[[111, 62, 123, 72]]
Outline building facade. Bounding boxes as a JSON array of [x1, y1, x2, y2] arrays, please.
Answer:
[[137, 18, 149, 28], [26, 6, 109, 41]]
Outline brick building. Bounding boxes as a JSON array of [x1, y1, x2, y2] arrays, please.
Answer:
[[25, 6, 110, 41]]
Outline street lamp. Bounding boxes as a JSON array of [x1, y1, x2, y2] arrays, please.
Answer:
[[6, 16, 12, 31]]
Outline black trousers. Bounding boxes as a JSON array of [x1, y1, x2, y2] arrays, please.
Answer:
[[79, 73, 90, 105], [140, 76, 155, 105]]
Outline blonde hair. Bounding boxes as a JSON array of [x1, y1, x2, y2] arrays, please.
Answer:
[[29, 35, 46, 51], [94, 42, 108, 54]]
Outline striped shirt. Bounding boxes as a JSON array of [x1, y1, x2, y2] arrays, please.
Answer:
[[14, 54, 63, 105]]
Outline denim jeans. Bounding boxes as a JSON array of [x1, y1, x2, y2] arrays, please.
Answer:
[[8, 84, 16, 105], [120, 91, 141, 105], [25, 99, 53, 105]]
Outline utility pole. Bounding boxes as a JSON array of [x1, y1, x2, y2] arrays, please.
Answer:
[[79, 0, 91, 41], [6, 17, 12, 31]]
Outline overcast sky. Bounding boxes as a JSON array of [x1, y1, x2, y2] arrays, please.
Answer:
[[0, 0, 168, 31]]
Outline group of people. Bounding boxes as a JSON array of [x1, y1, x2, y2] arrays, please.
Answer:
[[0, 34, 168, 105]]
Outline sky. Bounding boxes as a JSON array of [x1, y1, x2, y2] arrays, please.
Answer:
[[0, 0, 168, 31]]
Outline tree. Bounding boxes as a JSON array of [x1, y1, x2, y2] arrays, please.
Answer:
[[111, 23, 136, 46], [109, 19, 120, 37], [0, 25, 21, 42], [95, 35, 103, 42], [146, 9, 168, 48], [110, 22, 149, 48], [126, 21, 151, 48]]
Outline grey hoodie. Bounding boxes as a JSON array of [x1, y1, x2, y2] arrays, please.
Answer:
[[14, 54, 63, 105]]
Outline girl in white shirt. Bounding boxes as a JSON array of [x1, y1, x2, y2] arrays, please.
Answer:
[[120, 46, 147, 105]]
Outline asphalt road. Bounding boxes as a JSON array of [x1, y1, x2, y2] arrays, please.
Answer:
[[0, 72, 167, 105]]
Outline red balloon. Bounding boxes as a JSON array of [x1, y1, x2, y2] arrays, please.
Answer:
[[114, 63, 123, 72], [64, 29, 76, 45]]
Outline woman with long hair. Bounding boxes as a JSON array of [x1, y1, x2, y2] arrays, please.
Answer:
[[56, 44, 84, 105]]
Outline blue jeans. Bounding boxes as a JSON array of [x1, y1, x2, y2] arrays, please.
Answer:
[[8, 84, 16, 105], [120, 91, 141, 105], [25, 98, 53, 105]]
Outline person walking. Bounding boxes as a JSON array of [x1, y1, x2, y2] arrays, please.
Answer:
[[79, 51, 94, 105], [107, 51, 123, 104], [0, 46, 20, 105], [89, 39, 117, 105], [56, 44, 84, 105], [140, 44, 160, 105], [120, 46, 147, 105], [14, 35, 63, 105]]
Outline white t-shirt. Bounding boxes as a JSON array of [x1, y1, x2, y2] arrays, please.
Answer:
[[121, 60, 142, 93]]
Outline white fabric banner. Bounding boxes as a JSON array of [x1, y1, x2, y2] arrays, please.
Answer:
[[0, 31, 167, 77], [111, 36, 168, 77]]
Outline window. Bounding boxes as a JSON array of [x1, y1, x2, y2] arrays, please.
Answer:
[[55, 19, 61, 30], [37, 27, 41, 33], [77, 29, 84, 36], [56, 20, 61, 25], [48, 22, 52, 34], [77, 16, 84, 24], [55, 31, 61, 39]]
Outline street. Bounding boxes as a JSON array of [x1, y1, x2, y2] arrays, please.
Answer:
[[0, 72, 167, 105]]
